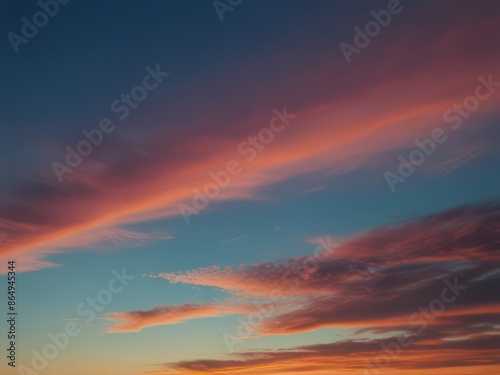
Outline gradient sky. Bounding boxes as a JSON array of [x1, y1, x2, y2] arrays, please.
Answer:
[[1, 1, 500, 375]]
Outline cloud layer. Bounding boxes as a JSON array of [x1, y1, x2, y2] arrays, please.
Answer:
[[108, 202, 500, 373], [1, 0, 500, 272]]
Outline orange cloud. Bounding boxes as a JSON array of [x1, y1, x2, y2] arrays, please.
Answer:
[[0, 228, 172, 273], [105, 303, 253, 332], [156, 330, 500, 374], [109, 202, 500, 338], [1, 1, 500, 271]]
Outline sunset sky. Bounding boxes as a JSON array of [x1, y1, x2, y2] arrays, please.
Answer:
[[1, 1, 500, 374]]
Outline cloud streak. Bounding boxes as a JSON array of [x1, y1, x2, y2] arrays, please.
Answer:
[[158, 326, 500, 374], [105, 303, 252, 333]]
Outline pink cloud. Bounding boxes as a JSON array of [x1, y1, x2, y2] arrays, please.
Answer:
[[1, 1, 500, 271], [105, 303, 252, 333], [108, 203, 500, 337]]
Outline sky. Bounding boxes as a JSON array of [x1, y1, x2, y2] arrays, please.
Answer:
[[0, 0, 500, 374]]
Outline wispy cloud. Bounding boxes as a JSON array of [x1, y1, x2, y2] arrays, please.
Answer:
[[0, 228, 173, 274], [158, 332, 500, 374], [109, 202, 500, 338], [105, 303, 253, 333], [220, 235, 244, 244], [1, 3, 500, 274], [428, 145, 485, 176]]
